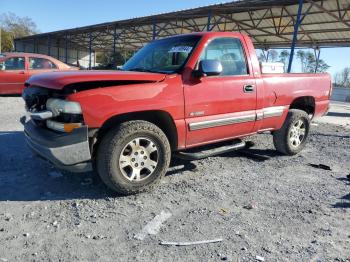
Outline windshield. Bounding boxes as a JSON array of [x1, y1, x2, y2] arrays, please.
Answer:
[[123, 35, 201, 74]]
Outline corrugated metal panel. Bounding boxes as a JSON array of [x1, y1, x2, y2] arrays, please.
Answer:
[[14, 0, 350, 55]]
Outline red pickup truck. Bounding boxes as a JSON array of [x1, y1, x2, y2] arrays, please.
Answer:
[[23, 32, 331, 195]]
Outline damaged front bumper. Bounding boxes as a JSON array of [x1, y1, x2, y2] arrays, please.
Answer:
[[24, 120, 93, 173]]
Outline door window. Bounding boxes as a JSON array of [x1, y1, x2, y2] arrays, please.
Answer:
[[29, 57, 57, 70], [3, 57, 25, 70], [200, 38, 248, 76]]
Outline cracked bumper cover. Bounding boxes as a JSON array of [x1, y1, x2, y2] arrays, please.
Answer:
[[24, 120, 92, 173]]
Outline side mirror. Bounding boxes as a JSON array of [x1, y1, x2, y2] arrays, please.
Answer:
[[0, 62, 5, 71], [194, 59, 222, 78]]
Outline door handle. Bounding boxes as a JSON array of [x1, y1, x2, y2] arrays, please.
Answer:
[[19, 71, 25, 74], [243, 84, 255, 93]]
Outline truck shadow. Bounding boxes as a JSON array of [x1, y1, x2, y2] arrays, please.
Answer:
[[0, 131, 279, 202], [0, 94, 22, 97], [327, 112, 350, 118], [0, 131, 205, 201], [312, 133, 350, 139], [0, 131, 113, 201]]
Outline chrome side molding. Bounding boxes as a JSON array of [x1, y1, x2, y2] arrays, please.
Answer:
[[262, 106, 286, 119], [189, 106, 287, 131], [189, 114, 256, 131]]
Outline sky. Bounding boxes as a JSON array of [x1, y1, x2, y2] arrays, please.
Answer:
[[1, 0, 349, 77]]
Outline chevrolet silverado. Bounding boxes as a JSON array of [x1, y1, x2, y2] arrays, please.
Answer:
[[22, 32, 331, 195]]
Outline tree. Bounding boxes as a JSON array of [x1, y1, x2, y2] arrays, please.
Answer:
[[279, 50, 290, 71], [314, 58, 330, 73], [257, 49, 278, 63], [0, 29, 13, 52], [268, 49, 278, 62], [95, 50, 135, 69], [296, 50, 330, 73], [0, 12, 39, 52], [297, 50, 306, 72], [257, 52, 266, 63], [334, 67, 350, 88]]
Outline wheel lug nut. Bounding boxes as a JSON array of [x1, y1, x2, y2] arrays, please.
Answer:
[[135, 163, 138, 167], [134, 152, 138, 155], [132, 158, 135, 162], [141, 162, 144, 166], [143, 156, 147, 160], [141, 151, 144, 154]]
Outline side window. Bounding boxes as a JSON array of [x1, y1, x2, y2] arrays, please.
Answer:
[[4, 57, 25, 70], [200, 38, 248, 76], [29, 57, 57, 70]]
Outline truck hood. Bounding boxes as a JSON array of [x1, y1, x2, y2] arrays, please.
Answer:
[[26, 70, 166, 90]]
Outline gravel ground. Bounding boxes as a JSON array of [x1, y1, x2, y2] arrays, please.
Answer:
[[0, 97, 349, 262]]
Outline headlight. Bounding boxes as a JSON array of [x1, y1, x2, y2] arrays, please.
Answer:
[[46, 98, 82, 116], [46, 120, 82, 133]]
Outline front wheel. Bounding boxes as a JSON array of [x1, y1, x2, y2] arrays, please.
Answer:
[[97, 120, 171, 195], [273, 109, 310, 155]]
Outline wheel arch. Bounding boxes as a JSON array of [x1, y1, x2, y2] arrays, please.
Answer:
[[96, 110, 178, 152], [289, 96, 315, 117]]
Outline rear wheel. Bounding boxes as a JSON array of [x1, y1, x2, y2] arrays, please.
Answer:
[[273, 109, 310, 155], [97, 120, 171, 195]]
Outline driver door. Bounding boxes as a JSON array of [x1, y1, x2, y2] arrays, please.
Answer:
[[184, 37, 257, 147]]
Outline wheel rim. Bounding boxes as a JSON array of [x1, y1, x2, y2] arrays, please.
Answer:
[[119, 137, 159, 181], [289, 120, 306, 148]]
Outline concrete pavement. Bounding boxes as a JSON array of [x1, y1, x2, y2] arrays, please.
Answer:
[[315, 101, 350, 128]]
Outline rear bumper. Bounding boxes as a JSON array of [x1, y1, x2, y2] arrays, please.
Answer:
[[315, 100, 330, 118], [24, 120, 92, 173]]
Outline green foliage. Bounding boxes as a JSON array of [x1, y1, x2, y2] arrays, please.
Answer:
[[0, 12, 39, 52], [279, 50, 290, 71], [296, 50, 330, 73], [0, 29, 13, 52], [95, 50, 135, 69], [268, 50, 278, 62], [257, 52, 266, 63]]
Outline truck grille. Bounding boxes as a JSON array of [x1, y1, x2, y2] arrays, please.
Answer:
[[22, 86, 50, 113]]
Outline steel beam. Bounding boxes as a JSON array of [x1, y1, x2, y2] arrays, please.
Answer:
[[287, 0, 304, 73], [113, 26, 117, 68], [207, 10, 212, 31], [152, 21, 157, 40], [88, 32, 92, 70], [65, 33, 68, 63], [57, 39, 60, 59], [47, 35, 51, 56], [76, 49, 79, 67], [306, 0, 350, 28], [33, 38, 36, 53], [314, 46, 321, 73]]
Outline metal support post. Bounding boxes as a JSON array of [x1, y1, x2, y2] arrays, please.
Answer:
[[89, 32, 92, 70], [314, 46, 321, 73], [65, 33, 68, 63], [152, 21, 157, 40], [47, 35, 51, 56], [207, 10, 212, 31], [287, 0, 304, 73], [113, 27, 117, 68]]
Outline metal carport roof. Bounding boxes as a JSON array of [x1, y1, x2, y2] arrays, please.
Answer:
[[14, 0, 350, 70]]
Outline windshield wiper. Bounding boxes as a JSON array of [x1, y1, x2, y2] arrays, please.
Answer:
[[127, 67, 158, 73]]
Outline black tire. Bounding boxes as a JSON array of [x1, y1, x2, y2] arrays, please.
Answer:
[[273, 109, 310, 155], [96, 120, 171, 195]]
